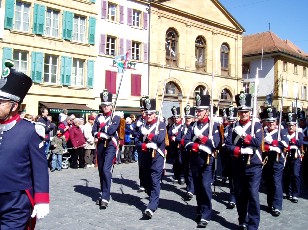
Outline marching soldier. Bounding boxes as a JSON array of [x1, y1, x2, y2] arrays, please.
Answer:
[[92, 89, 121, 209], [168, 106, 184, 184], [225, 91, 263, 230], [262, 107, 288, 216], [283, 112, 303, 203], [298, 111, 308, 185], [184, 94, 220, 228], [0, 60, 49, 229], [177, 104, 195, 200], [135, 98, 166, 219]]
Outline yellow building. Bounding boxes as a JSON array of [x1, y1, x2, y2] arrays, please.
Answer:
[[145, 0, 244, 117], [1, 0, 97, 118]]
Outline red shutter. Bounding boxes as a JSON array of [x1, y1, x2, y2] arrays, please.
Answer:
[[110, 71, 117, 94], [105, 70, 111, 90], [131, 74, 141, 96]]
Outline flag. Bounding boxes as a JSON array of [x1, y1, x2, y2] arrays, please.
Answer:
[[113, 51, 129, 73]]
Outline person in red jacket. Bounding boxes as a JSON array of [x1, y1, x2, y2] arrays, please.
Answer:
[[69, 118, 86, 168]]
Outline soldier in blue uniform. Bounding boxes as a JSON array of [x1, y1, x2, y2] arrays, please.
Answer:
[[298, 110, 308, 185], [92, 89, 120, 209], [184, 94, 221, 228], [283, 112, 303, 203], [177, 104, 195, 200], [225, 91, 262, 230], [168, 106, 184, 184], [261, 107, 288, 217], [135, 98, 166, 219], [0, 60, 49, 229]]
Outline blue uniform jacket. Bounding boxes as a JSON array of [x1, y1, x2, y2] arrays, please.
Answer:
[[225, 120, 263, 166], [0, 118, 49, 203]]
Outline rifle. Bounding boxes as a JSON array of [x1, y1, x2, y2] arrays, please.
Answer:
[[277, 74, 284, 161]]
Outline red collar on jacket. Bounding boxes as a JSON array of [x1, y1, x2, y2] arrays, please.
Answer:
[[0, 114, 21, 124], [288, 131, 295, 135], [239, 119, 249, 126], [198, 117, 209, 124], [104, 111, 112, 116], [147, 118, 157, 125]]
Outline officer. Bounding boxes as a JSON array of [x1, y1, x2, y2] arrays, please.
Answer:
[[225, 91, 262, 230], [0, 60, 49, 229], [283, 112, 303, 203], [168, 106, 184, 184], [184, 94, 220, 228], [262, 107, 288, 217], [92, 89, 120, 209], [177, 104, 195, 200], [298, 110, 308, 185], [136, 98, 166, 219]]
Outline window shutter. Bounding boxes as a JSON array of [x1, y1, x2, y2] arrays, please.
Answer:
[[120, 6, 124, 24], [110, 71, 117, 94], [136, 74, 141, 96], [66, 11, 74, 41], [33, 4, 39, 34], [37, 5, 46, 35], [143, 43, 148, 62], [60, 56, 65, 85], [88, 17, 96, 45], [62, 11, 67, 39], [126, 39, 131, 59], [99, 34, 106, 54], [131, 74, 135, 96], [120, 38, 124, 55], [101, 0, 107, 19], [87, 60, 94, 88], [127, 8, 132, 26], [143, 12, 148, 30], [2, 47, 13, 67], [65, 57, 72, 85], [34, 52, 44, 83], [4, 0, 15, 29], [31, 52, 37, 81], [131, 74, 141, 96], [105, 70, 111, 90]]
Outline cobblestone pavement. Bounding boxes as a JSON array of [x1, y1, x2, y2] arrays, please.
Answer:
[[36, 161, 308, 230]]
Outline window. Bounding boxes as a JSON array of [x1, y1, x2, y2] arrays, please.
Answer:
[[132, 9, 141, 27], [14, 1, 30, 32], [283, 61, 288, 72], [131, 41, 140, 60], [166, 82, 176, 94], [220, 44, 229, 70], [44, 55, 58, 84], [165, 29, 178, 66], [195, 36, 206, 69], [294, 64, 298, 74], [283, 80, 288, 97], [194, 86, 207, 96], [106, 36, 116, 56], [73, 15, 86, 43], [304, 67, 307, 77], [13, 50, 28, 73], [108, 3, 117, 21], [45, 8, 59, 37], [71, 59, 84, 86], [242, 63, 250, 75], [294, 82, 298, 98], [302, 86, 307, 100]]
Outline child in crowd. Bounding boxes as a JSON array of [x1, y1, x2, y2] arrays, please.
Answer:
[[50, 128, 67, 171]]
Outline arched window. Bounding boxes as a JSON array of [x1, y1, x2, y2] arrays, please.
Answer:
[[165, 29, 178, 67], [165, 82, 179, 95], [220, 44, 229, 75], [195, 36, 206, 69], [194, 86, 208, 96]]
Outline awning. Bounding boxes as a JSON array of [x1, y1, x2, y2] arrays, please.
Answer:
[[40, 102, 98, 114]]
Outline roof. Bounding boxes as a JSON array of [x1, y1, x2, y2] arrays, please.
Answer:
[[40, 102, 97, 113], [243, 31, 308, 61]]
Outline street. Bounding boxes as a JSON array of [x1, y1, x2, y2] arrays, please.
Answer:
[[36, 161, 308, 230]]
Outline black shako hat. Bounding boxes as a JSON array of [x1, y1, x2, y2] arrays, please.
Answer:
[[262, 107, 277, 122], [235, 91, 252, 111], [184, 104, 195, 118], [100, 89, 113, 105], [143, 98, 156, 114], [298, 110, 306, 120], [223, 105, 238, 121], [287, 112, 297, 124], [0, 60, 32, 103], [171, 106, 180, 118], [195, 93, 210, 110], [139, 95, 148, 111]]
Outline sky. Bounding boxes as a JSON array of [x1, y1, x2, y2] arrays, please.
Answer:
[[219, 0, 308, 53]]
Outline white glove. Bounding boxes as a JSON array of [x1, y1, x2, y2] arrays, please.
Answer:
[[199, 144, 212, 155], [264, 135, 273, 144], [146, 142, 157, 149], [241, 147, 253, 155], [136, 120, 143, 127], [171, 136, 176, 141], [31, 203, 49, 219], [234, 126, 246, 137], [172, 129, 178, 135], [141, 127, 150, 136], [99, 132, 110, 139], [269, 146, 281, 153]]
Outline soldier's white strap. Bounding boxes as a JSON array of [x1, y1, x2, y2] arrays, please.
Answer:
[[192, 123, 209, 142], [233, 121, 251, 145], [142, 123, 157, 142]]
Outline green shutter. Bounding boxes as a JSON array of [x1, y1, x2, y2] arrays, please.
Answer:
[[2, 47, 13, 68], [5, 0, 15, 29], [87, 60, 94, 88], [64, 11, 73, 41], [60, 56, 65, 84], [88, 17, 96, 45], [34, 52, 44, 83], [64, 57, 72, 85], [37, 5, 46, 35], [62, 11, 67, 39], [31, 52, 37, 80], [33, 4, 38, 33]]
